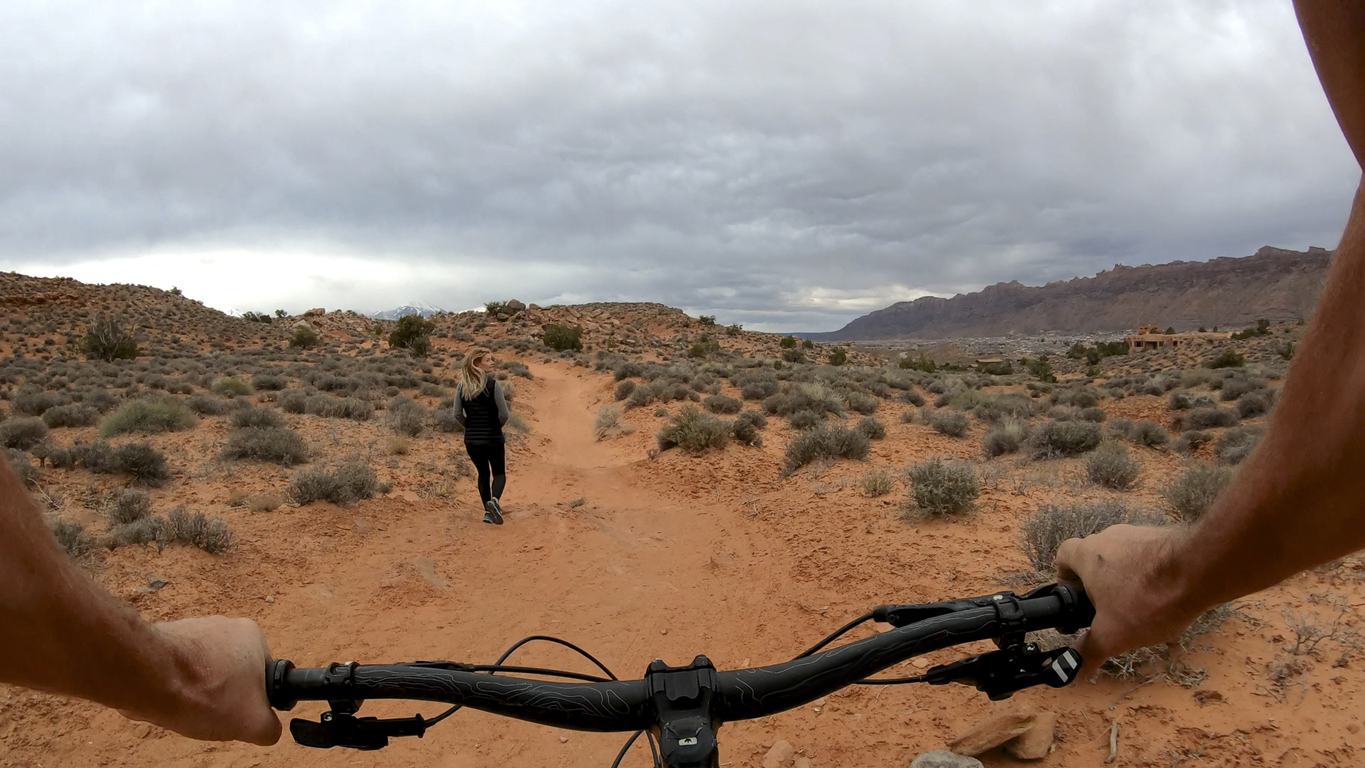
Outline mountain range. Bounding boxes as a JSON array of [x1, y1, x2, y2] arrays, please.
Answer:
[[369, 302, 447, 320], [812, 246, 1332, 341]]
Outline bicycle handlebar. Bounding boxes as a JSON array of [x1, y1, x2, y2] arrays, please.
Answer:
[[267, 584, 1093, 764]]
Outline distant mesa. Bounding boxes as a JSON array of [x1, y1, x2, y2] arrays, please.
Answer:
[[812, 245, 1331, 341], [370, 302, 446, 321]]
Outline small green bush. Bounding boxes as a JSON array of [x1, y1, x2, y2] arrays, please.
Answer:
[[82, 316, 139, 361], [905, 458, 979, 517], [105, 515, 170, 552], [289, 325, 320, 349], [0, 418, 49, 450], [100, 397, 197, 437], [110, 442, 171, 486], [1184, 407, 1239, 430], [388, 315, 435, 355], [166, 506, 233, 554], [544, 324, 584, 352], [827, 347, 848, 366], [187, 392, 231, 415], [615, 380, 637, 401], [783, 425, 871, 473], [1161, 464, 1233, 522], [1087, 442, 1140, 490], [1077, 406, 1107, 423], [210, 376, 253, 397], [1172, 429, 1212, 454], [251, 373, 288, 391], [657, 406, 730, 454], [1028, 419, 1101, 458], [1206, 349, 1245, 369], [1236, 391, 1273, 418], [788, 410, 822, 430]]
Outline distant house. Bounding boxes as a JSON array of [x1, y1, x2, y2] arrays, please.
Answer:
[[1125, 326, 1232, 352]]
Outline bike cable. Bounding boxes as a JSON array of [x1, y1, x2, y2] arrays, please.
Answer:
[[791, 612, 874, 659]]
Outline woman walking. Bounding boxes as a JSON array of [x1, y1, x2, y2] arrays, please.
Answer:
[[455, 347, 510, 525]]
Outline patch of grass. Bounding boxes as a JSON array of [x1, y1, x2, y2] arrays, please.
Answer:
[[1086, 441, 1140, 490], [100, 397, 197, 437], [657, 406, 730, 454], [1027, 419, 1101, 459], [904, 458, 979, 518], [783, 424, 871, 473]]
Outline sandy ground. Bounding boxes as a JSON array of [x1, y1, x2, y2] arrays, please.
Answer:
[[3, 362, 1364, 768]]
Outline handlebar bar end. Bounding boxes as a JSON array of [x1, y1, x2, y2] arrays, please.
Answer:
[[268, 659, 298, 711]]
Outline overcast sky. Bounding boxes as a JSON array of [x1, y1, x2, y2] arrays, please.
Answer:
[[1, 0, 1358, 331]]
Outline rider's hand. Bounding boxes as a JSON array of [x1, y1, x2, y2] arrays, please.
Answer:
[[1053, 524, 1206, 676], [120, 617, 282, 746]]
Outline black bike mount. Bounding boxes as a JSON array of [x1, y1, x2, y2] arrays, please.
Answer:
[[645, 655, 721, 768], [282, 661, 429, 750]]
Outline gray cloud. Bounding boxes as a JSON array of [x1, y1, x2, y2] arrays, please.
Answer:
[[1, 0, 1358, 330]]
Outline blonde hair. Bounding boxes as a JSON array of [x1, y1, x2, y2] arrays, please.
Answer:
[[459, 347, 491, 400]]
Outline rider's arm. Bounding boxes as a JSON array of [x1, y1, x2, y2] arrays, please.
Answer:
[[0, 462, 281, 744], [454, 383, 467, 428], [1056, 0, 1365, 672], [494, 381, 510, 426]]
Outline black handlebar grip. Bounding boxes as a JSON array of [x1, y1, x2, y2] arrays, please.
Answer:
[[268, 659, 298, 711]]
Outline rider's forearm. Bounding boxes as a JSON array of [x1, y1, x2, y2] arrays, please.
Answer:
[[1160, 181, 1365, 615], [0, 464, 208, 723]]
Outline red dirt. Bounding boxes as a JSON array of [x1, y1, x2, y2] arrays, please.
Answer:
[[3, 362, 1364, 767]]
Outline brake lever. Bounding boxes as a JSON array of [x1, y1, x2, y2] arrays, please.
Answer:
[[289, 710, 428, 750], [924, 643, 1083, 701]]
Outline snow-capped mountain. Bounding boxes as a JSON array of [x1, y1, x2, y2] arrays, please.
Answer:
[[370, 301, 447, 320]]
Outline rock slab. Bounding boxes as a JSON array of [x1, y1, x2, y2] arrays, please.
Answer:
[[909, 750, 984, 768]]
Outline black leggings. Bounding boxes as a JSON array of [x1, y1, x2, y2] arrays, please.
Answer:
[[465, 441, 506, 505]]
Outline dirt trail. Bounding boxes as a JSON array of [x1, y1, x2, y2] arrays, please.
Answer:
[[6, 362, 1365, 767]]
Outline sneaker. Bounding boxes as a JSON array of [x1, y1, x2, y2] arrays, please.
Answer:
[[484, 499, 504, 526]]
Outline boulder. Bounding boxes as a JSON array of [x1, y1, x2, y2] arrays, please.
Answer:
[[303, 307, 325, 317], [909, 751, 983, 768], [506, 299, 526, 312], [947, 712, 1036, 756]]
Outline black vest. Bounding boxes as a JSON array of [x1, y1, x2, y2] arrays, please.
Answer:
[[461, 378, 503, 445]]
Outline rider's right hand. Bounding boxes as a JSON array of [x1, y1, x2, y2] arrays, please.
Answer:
[[1053, 524, 1207, 677], [119, 617, 283, 746]]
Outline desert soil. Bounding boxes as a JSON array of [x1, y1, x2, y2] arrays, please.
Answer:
[[2, 361, 1363, 768]]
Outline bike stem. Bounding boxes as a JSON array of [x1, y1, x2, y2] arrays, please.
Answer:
[[645, 655, 721, 768]]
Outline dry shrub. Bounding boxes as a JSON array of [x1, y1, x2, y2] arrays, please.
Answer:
[[386, 436, 411, 455], [731, 410, 766, 446], [703, 394, 742, 414], [927, 410, 969, 437], [210, 376, 253, 397], [0, 418, 49, 450], [42, 404, 99, 428], [166, 506, 233, 554], [106, 489, 151, 526], [100, 397, 197, 437], [861, 469, 895, 497], [593, 404, 634, 441], [222, 427, 308, 466], [1086, 441, 1140, 490], [1162, 463, 1234, 522], [1217, 426, 1263, 465], [1028, 419, 1101, 458], [229, 407, 286, 430], [50, 518, 96, 558], [1020, 499, 1164, 573], [247, 492, 283, 512], [982, 417, 1028, 457], [856, 415, 886, 440], [288, 459, 383, 506], [904, 458, 979, 518], [783, 424, 870, 473], [657, 406, 729, 454], [5, 449, 38, 486]]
